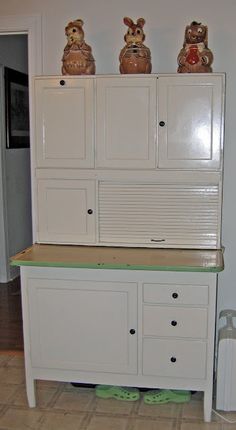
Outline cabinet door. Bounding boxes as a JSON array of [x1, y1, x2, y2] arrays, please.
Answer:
[[28, 276, 137, 374], [37, 179, 96, 244], [96, 77, 157, 169], [34, 77, 94, 168], [158, 75, 224, 169]]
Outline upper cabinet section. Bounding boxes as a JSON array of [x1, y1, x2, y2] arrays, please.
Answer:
[[34, 77, 94, 168], [158, 75, 224, 170], [96, 77, 157, 169], [32, 74, 225, 248], [34, 74, 225, 172]]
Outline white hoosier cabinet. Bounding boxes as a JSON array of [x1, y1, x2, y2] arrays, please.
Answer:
[[12, 73, 225, 422]]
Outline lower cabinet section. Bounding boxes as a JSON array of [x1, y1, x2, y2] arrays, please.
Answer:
[[20, 266, 217, 422]]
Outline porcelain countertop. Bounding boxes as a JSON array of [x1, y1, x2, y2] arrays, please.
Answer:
[[10, 244, 224, 272]]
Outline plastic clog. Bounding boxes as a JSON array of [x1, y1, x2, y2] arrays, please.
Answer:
[[95, 385, 140, 401], [143, 389, 191, 405]]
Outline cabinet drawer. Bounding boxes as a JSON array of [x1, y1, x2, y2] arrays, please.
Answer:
[[143, 283, 209, 305], [143, 305, 207, 338], [143, 338, 207, 379]]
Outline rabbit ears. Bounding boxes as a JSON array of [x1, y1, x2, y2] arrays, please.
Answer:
[[123, 17, 146, 30]]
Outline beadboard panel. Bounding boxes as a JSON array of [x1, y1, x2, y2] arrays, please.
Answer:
[[98, 182, 220, 248]]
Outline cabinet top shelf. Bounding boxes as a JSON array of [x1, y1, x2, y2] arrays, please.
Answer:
[[34, 72, 226, 80], [11, 244, 224, 273]]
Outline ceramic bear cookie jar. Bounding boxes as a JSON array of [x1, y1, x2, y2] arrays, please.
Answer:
[[177, 21, 213, 73], [119, 17, 152, 74], [62, 19, 95, 75]]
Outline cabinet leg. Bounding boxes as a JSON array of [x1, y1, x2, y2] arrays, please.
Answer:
[[203, 388, 212, 422], [25, 375, 36, 407]]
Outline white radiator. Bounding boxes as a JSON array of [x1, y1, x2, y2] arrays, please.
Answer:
[[216, 309, 236, 411]]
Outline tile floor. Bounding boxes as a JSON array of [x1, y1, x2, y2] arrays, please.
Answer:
[[0, 352, 236, 430]]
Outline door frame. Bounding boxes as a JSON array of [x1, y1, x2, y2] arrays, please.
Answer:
[[0, 15, 42, 281]]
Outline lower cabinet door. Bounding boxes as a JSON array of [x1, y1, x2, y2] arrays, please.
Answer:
[[37, 179, 96, 244], [28, 277, 138, 374], [142, 338, 207, 379]]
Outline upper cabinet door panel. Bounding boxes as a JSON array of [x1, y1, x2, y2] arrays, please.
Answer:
[[35, 78, 94, 168], [96, 77, 157, 169], [158, 75, 224, 169], [37, 179, 96, 244]]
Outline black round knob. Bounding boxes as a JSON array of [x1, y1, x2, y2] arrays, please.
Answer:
[[172, 292, 178, 299], [159, 121, 165, 127], [171, 320, 177, 326], [170, 356, 176, 363], [60, 80, 65, 86], [129, 329, 136, 335], [87, 209, 93, 215]]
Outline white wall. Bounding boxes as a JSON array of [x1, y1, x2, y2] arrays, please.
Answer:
[[0, 35, 32, 282], [0, 0, 235, 313], [0, 35, 28, 73]]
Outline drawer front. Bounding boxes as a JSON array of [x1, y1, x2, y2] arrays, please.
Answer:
[[143, 283, 209, 305], [143, 338, 207, 379], [143, 306, 208, 338]]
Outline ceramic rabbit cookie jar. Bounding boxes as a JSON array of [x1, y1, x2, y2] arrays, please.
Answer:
[[62, 19, 95, 75], [119, 17, 152, 74], [177, 21, 213, 73]]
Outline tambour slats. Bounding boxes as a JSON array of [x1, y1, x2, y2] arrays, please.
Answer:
[[98, 182, 220, 247]]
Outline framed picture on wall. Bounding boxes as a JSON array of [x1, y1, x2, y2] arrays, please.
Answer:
[[5, 67, 29, 149]]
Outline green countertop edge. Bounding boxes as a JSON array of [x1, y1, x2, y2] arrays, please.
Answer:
[[10, 260, 224, 273]]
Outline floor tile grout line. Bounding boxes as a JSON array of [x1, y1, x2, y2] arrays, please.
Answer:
[[1, 354, 236, 428]]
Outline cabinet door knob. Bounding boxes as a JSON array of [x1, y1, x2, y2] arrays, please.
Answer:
[[172, 292, 178, 299], [87, 209, 93, 215], [129, 329, 136, 335], [171, 320, 177, 326], [159, 121, 165, 127], [170, 356, 176, 363], [60, 79, 65, 86]]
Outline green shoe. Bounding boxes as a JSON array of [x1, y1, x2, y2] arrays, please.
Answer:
[[95, 385, 140, 401], [143, 389, 191, 405]]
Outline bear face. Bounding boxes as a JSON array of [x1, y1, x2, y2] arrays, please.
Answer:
[[65, 19, 85, 46], [184, 21, 208, 46]]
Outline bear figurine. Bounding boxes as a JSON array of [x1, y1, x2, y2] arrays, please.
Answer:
[[119, 17, 152, 74], [62, 19, 95, 75], [177, 21, 213, 73]]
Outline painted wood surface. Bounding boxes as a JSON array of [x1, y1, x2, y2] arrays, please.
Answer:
[[11, 244, 224, 272]]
